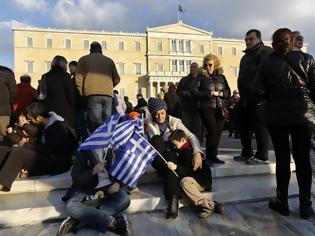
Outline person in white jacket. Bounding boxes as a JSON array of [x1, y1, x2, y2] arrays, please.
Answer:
[[113, 90, 127, 115], [144, 97, 206, 219]]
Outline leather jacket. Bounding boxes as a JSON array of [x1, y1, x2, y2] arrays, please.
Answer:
[[255, 50, 315, 125], [192, 68, 231, 109]]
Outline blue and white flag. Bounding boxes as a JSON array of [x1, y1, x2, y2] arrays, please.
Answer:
[[111, 116, 144, 150], [78, 113, 121, 151], [109, 131, 158, 188]]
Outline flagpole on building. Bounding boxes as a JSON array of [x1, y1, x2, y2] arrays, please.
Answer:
[[177, 8, 179, 22]]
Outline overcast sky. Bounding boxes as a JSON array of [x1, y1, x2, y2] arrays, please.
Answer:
[[1, 0, 315, 68]]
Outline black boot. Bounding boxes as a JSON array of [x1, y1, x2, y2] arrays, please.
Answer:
[[212, 157, 225, 164], [268, 199, 289, 216], [268, 189, 289, 216], [166, 195, 178, 219], [300, 193, 314, 220]]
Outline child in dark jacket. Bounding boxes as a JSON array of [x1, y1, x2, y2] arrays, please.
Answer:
[[168, 129, 223, 218]]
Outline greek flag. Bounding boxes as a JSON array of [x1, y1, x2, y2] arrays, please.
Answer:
[[109, 131, 158, 188], [111, 115, 144, 150], [78, 113, 121, 151]]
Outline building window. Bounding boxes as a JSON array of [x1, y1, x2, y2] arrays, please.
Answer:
[[118, 63, 125, 74], [232, 47, 237, 56], [171, 39, 176, 52], [44, 61, 52, 72], [26, 37, 33, 48], [25, 60, 34, 73], [157, 64, 163, 72], [185, 40, 191, 52], [101, 41, 107, 50], [84, 40, 89, 49], [199, 45, 204, 53], [179, 60, 184, 72], [178, 40, 184, 52], [171, 60, 177, 71], [217, 46, 223, 55], [46, 38, 52, 48], [157, 41, 163, 52], [65, 39, 71, 49], [119, 42, 124, 51], [135, 63, 141, 74], [231, 66, 238, 77], [185, 60, 191, 71], [135, 42, 140, 51]]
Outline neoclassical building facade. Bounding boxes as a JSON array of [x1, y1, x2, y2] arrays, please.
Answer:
[[13, 21, 286, 100]]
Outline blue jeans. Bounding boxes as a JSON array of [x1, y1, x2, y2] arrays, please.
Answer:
[[65, 189, 130, 233], [86, 95, 113, 132]]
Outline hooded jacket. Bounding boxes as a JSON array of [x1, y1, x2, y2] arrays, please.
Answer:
[[192, 68, 231, 109]]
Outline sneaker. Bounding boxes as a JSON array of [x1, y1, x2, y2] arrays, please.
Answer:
[[268, 199, 289, 216], [198, 201, 213, 218], [246, 157, 269, 165], [111, 214, 132, 236], [233, 155, 249, 161], [213, 201, 224, 214], [56, 217, 78, 236]]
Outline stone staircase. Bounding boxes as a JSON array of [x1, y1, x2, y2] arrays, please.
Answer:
[[0, 149, 310, 227]]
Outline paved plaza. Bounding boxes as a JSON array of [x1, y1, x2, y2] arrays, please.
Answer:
[[0, 132, 314, 235]]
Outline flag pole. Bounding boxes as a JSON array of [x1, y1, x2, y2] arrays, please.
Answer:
[[135, 131, 179, 178], [177, 8, 179, 22]]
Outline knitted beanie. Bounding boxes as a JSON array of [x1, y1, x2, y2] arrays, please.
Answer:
[[148, 97, 167, 114]]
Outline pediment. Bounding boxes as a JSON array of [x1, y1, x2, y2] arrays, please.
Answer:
[[147, 21, 212, 36]]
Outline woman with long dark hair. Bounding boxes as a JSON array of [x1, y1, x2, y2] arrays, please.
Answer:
[[255, 28, 315, 219]]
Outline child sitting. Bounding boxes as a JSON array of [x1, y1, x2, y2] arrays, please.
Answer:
[[168, 129, 224, 218]]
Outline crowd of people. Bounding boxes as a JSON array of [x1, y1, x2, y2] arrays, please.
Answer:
[[0, 27, 314, 235]]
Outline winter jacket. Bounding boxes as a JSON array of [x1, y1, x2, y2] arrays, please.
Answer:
[[238, 43, 272, 106], [164, 91, 180, 117], [193, 68, 231, 109], [76, 52, 120, 96], [255, 50, 315, 125], [42, 67, 76, 128], [37, 112, 74, 175], [176, 74, 200, 112], [0, 66, 16, 116], [12, 83, 36, 117], [144, 115, 204, 156], [175, 146, 212, 189]]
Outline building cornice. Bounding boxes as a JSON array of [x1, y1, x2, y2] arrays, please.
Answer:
[[12, 26, 146, 37]]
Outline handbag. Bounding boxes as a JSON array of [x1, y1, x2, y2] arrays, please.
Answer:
[[221, 106, 230, 121]]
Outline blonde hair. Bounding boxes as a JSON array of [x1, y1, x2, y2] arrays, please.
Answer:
[[203, 53, 221, 69]]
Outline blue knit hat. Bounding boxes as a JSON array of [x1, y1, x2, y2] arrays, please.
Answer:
[[148, 97, 167, 114]]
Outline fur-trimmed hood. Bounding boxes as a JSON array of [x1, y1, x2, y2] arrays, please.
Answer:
[[197, 67, 224, 77]]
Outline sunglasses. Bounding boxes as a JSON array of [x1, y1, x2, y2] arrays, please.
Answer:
[[204, 63, 213, 68]]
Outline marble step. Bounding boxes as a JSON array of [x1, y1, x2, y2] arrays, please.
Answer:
[[0, 173, 310, 227], [0, 150, 295, 194]]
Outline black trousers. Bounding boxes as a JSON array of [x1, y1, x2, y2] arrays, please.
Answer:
[[149, 136, 182, 199], [0, 146, 52, 189], [267, 123, 312, 204], [199, 108, 225, 162], [237, 104, 269, 160]]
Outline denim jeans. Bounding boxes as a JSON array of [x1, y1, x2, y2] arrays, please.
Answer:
[[86, 95, 113, 132], [65, 189, 130, 233]]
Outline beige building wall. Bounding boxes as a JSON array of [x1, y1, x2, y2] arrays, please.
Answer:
[[14, 21, 303, 101]]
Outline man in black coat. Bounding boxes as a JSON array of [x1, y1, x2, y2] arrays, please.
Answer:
[[234, 29, 272, 165], [176, 62, 203, 141], [0, 66, 16, 142]]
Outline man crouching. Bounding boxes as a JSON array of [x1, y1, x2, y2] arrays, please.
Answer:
[[57, 148, 131, 236]]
